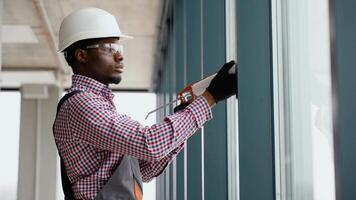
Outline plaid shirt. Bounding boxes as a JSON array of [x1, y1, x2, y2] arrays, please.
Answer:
[[53, 75, 212, 199]]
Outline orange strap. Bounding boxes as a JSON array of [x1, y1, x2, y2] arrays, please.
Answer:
[[134, 180, 143, 200]]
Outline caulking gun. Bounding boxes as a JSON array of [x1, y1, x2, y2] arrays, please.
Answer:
[[145, 63, 236, 119]]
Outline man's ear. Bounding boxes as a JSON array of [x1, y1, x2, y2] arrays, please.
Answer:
[[74, 48, 88, 63]]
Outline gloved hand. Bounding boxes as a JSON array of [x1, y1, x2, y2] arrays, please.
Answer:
[[174, 102, 190, 113], [206, 60, 237, 103]]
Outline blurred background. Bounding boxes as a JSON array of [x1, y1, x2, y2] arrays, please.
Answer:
[[1, 0, 356, 200]]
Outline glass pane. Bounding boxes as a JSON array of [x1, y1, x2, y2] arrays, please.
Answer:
[[273, 0, 336, 199], [0, 92, 21, 200]]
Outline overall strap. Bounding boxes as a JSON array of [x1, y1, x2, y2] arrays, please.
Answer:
[[55, 91, 82, 117], [53, 91, 82, 200]]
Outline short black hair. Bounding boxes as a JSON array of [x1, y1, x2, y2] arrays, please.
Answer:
[[63, 38, 99, 67]]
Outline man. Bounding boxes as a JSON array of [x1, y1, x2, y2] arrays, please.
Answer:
[[53, 7, 237, 200]]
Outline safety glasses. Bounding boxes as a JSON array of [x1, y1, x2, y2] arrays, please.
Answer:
[[86, 43, 124, 55]]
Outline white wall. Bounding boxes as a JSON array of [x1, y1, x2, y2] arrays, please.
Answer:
[[0, 92, 21, 200]]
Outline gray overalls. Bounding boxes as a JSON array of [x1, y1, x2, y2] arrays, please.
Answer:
[[95, 156, 143, 200], [53, 91, 143, 200]]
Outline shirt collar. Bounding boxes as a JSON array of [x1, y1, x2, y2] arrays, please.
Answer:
[[70, 74, 114, 100]]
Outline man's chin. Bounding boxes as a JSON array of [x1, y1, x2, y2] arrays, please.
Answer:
[[110, 76, 122, 85]]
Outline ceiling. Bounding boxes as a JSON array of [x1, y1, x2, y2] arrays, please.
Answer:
[[1, 0, 162, 91]]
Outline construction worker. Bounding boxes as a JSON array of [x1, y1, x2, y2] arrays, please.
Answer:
[[53, 7, 237, 200]]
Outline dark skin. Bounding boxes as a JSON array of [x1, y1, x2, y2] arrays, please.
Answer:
[[72, 37, 124, 86], [71, 37, 216, 107]]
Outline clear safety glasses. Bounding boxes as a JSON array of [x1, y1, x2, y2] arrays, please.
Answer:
[[86, 43, 124, 55]]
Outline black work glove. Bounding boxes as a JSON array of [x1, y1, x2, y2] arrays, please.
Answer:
[[206, 60, 237, 103], [174, 102, 190, 113]]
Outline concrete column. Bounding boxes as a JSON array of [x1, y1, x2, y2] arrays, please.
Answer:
[[17, 84, 62, 200]]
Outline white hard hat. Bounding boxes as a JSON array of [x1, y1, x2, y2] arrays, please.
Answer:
[[58, 7, 132, 52]]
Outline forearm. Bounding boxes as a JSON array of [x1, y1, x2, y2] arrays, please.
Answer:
[[202, 90, 216, 108]]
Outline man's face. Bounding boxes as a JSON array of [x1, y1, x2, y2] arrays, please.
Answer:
[[84, 38, 124, 85]]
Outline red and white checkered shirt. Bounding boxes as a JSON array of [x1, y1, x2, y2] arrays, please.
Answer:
[[53, 75, 212, 199]]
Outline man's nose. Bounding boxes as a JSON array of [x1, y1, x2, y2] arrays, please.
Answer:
[[114, 52, 123, 62]]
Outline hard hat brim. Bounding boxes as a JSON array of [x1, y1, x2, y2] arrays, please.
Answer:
[[58, 34, 133, 52]]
